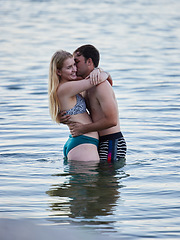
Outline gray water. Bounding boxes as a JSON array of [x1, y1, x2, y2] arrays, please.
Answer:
[[0, 0, 180, 239]]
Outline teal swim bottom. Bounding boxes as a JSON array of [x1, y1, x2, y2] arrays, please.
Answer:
[[63, 135, 99, 159]]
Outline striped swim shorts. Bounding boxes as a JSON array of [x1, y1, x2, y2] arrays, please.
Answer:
[[98, 132, 127, 163]]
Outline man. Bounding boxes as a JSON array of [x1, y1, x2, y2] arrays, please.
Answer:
[[60, 44, 126, 163]]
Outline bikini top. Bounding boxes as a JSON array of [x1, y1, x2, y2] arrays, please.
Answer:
[[65, 94, 86, 115]]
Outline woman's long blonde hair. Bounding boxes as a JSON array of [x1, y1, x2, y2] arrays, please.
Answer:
[[48, 50, 73, 123]]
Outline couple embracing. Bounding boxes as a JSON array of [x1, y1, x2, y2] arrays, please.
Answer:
[[48, 44, 126, 163]]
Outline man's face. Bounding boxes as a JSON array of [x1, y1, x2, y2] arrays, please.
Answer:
[[74, 52, 89, 78]]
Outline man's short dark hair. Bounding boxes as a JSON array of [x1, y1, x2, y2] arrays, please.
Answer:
[[74, 44, 100, 67]]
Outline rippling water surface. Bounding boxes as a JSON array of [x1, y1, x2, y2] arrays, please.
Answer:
[[0, 0, 180, 239]]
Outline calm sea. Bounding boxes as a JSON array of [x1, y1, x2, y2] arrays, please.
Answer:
[[0, 0, 180, 239]]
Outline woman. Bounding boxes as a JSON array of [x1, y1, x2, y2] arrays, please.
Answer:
[[48, 50, 108, 161]]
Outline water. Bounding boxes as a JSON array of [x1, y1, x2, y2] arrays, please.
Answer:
[[0, 0, 180, 239]]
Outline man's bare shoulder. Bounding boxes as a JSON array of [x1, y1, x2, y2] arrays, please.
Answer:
[[95, 80, 112, 93]]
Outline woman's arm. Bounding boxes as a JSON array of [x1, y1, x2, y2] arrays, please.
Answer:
[[57, 71, 108, 98]]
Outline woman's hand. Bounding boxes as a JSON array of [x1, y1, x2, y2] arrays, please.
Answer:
[[89, 68, 109, 85], [89, 68, 108, 85], [89, 68, 101, 85]]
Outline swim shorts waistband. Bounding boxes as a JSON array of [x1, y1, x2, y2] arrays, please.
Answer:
[[99, 132, 123, 141]]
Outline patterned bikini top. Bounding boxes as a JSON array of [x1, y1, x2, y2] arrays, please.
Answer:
[[65, 94, 86, 115]]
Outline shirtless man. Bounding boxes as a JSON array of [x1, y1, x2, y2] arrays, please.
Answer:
[[60, 44, 126, 163]]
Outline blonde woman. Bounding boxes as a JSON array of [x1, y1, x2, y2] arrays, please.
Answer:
[[48, 50, 108, 161]]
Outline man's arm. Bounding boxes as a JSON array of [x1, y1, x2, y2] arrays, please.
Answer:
[[57, 111, 71, 124], [70, 81, 118, 136]]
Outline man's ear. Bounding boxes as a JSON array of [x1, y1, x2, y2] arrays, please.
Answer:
[[87, 58, 93, 66]]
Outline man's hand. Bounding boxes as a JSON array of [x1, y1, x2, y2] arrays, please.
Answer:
[[57, 111, 71, 124], [69, 122, 85, 137]]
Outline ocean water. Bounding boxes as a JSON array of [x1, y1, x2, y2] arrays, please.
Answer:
[[0, 0, 180, 239]]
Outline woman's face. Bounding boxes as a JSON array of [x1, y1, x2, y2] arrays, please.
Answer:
[[58, 57, 77, 81]]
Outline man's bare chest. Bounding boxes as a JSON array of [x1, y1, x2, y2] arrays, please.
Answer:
[[85, 88, 103, 120]]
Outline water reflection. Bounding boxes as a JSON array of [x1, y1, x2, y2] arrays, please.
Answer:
[[46, 160, 128, 223]]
